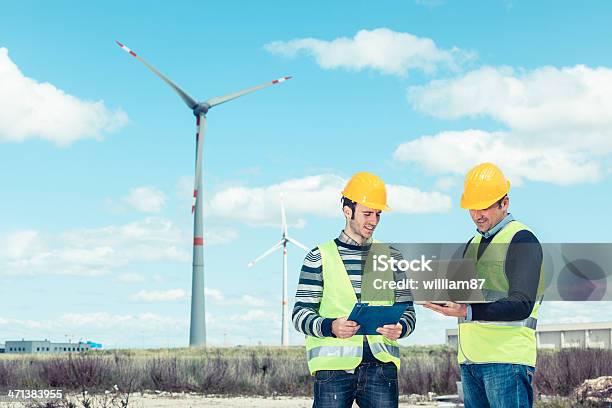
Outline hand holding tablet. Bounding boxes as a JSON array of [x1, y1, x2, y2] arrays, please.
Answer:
[[345, 303, 409, 335]]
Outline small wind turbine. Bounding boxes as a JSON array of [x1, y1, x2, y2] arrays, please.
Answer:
[[248, 194, 309, 347], [116, 41, 291, 347]]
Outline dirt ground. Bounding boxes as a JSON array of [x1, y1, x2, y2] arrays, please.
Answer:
[[120, 394, 442, 407], [0, 394, 446, 407]]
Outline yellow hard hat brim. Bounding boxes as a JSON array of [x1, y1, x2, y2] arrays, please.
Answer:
[[362, 201, 391, 211], [460, 180, 510, 210], [342, 192, 391, 211]]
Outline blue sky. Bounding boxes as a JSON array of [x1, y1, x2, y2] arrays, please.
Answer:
[[1, 0, 611, 348]]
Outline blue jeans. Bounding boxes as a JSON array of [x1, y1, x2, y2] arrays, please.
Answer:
[[313, 362, 398, 408], [460, 363, 535, 408]]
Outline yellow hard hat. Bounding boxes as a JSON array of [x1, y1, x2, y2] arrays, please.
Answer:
[[342, 172, 390, 211], [460, 163, 510, 210]]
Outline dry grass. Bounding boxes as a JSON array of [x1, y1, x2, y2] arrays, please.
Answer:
[[535, 348, 612, 397], [1, 346, 610, 399]]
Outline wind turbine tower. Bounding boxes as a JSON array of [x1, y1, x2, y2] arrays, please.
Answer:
[[248, 194, 309, 346], [116, 41, 291, 347]]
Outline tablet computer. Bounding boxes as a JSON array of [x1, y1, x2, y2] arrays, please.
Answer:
[[347, 303, 409, 335]]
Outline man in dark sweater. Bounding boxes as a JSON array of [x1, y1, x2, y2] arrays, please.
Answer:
[[425, 162, 542, 408]]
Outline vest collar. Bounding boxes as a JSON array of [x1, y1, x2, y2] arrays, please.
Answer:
[[478, 213, 515, 239]]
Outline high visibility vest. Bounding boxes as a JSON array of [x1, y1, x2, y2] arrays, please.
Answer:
[[305, 240, 401, 375], [458, 220, 544, 367]]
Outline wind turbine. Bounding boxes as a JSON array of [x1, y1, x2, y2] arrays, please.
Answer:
[[116, 41, 291, 347], [248, 194, 309, 347]]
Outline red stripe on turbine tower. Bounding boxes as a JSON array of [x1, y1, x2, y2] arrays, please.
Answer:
[[194, 237, 204, 246]]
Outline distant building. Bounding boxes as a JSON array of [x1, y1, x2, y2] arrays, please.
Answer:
[[4, 339, 93, 354], [0, 343, 4, 353], [446, 322, 612, 349], [86, 341, 103, 349]]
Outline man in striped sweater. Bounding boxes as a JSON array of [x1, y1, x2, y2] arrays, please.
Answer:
[[293, 233, 416, 340], [292, 172, 416, 407]]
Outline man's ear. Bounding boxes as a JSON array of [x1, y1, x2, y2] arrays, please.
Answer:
[[342, 205, 352, 220], [502, 196, 510, 210]]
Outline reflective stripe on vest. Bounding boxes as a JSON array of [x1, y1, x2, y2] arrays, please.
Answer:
[[459, 316, 538, 330], [308, 345, 362, 359], [458, 220, 543, 367], [369, 342, 400, 358], [304, 240, 401, 374]]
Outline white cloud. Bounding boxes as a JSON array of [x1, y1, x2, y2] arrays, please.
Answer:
[[399, 65, 612, 185], [409, 65, 612, 142], [0, 309, 287, 347], [387, 184, 451, 213], [394, 130, 601, 185], [124, 187, 166, 213], [176, 175, 194, 198], [203, 288, 268, 307], [207, 174, 451, 226], [115, 273, 144, 283], [61, 217, 190, 263], [0, 217, 191, 276], [204, 228, 239, 245], [239, 294, 268, 307], [207, 174, 343, 225], [0, 48, 128, 145], [0, 312, 189, 348], [265, 28, 473, 76], [434, 176, 459, 191], [230, 309, 278, 322], [130, 289, 189, 302], [2, 230, 42, 259], [0, 312, 187, 332], [152, 274, 165, 283], [204, 287, 225, 303], [56, 312, 185, 330]]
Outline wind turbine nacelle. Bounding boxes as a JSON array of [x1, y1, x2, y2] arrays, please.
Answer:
[[193, 103, 211, 116]]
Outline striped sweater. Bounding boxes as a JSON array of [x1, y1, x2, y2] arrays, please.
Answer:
[[292, 231, 416, 339]]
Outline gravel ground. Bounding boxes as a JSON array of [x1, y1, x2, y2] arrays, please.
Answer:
[[0, 394, 444, 408], [121, 394, 441, 407]]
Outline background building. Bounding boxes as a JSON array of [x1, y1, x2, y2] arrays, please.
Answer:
[[446, 322, 612, 349], [3, 339, 100, 354]]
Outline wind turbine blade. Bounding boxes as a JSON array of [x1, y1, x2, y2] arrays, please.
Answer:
[[287, 237, 310, 252], [248, 240, 284, 268], [192, 115, 206, 213], [205, 76, 292, 108], [116, 41, 198, 110], [280, 193, 288, 237]]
